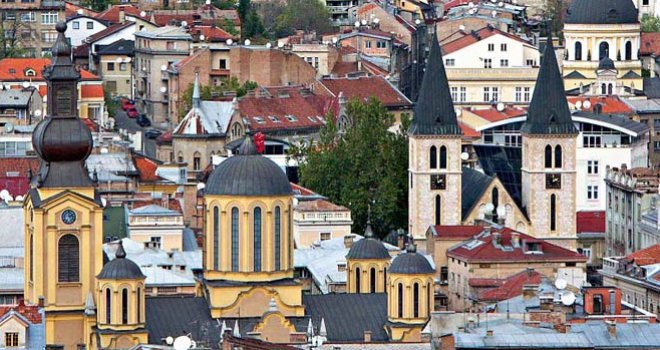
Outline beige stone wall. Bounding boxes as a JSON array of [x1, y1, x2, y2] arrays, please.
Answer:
[[603, 275, 660, 314], [409, 136, 462, 239], [173, 137, 226, 177], [462, 178, 530, 234]]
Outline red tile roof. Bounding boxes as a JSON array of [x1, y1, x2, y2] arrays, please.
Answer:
[[296, 199, 349, 212], [65, 2, 99, 18], [191, 25, 236, 42], [151, 9, 240, 27], [470, 106, 526, 122], [82, 118, 99, 132], [291, 183, 318, 197], [624, 244, 660, 266], [132, 153, 164, 183], [81, 84, 104, 98], [567, 96, 633, 115], [0, 58, 99, 81], [641, 32, 660, 56], [430, 225, 486, 239], [238, 86, 333, 133], [85, 21, 134, 44], [576, 211, 605, 233], [460, 122, 480, 138], [442, 26, 533, 56], [0, 301, 42, 324], [476, 269, 543, 302], [448, 227, 587, 263], [318, 75, 412, 108], [0, 157, 40, 197], [469, 278, 503, 288], [95, 5, 143, 23]]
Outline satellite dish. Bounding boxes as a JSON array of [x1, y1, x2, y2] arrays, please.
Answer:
[[0, 189, 9, 199], [492, 10, 498, 17], [22, 81, 29, 89], [196, 182, 206, 190], [116, 57, 123, 63], [361, 19, 368, 26], [34, 110, 41, 117], [575, 100, 582, 109], [165, 336, 174, 345], [455, 108, 462, 116], [101, 197, 107, 207], [15, 195, 23, 202], [469, 9, 476, 14], [173, 336, 193, 350], [373, 18, 380, 24], [244, 39, 251, 46], [468, 1, 474, 7], [4, 122, 14, 133], [200, 34, 205, 41], [496, 102, 505, 111], [160, 64, 167, 71], [124, 57, 132, 63], [496, 205, 506, 218], [160, 86, 167, 93], [266, 42, 272, 48], [459, 25, 466, 31], [140, 10, 147, 17], [415, 19, 421, 25], [226, 38, 233, 45], [331, 37, 338, 44], [77, 8, 84, 14], [206, 0, 211, 4], [498, 1, 504, 6], [484, 202, 495, 213], [561, 291, 576, 306], [461, 152, 469, 160], [555, 278, 567, 290], [181, 21, 188, 27], [354, 21, 361, 28], [100, 147, 108, 154], [583, 100, 592, 109]]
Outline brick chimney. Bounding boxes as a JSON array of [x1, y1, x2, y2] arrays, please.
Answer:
[[397, 232, 406, 250], [607, 321, 617, 338], [344, 234, 354, 249], [161, 193, 169, 209], [522, 284, 538, 301], [364, 331, 372, 342]]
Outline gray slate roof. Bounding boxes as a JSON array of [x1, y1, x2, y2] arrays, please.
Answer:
[[205, 154, 292, 196], [564, 70, 587, 79], [573, 111, 649, 136], [390, 249, 435, 274], [346, 237, 390, 260], [97, 242, 145, 280], [644, 77, 660, 99], [97, 39, 134, 56], [565, 0, 638, 24], [461, 167, 493, 221], [0, 90, 32, 107], [571, 323, 660, 348], [129, 204, 181, 216]]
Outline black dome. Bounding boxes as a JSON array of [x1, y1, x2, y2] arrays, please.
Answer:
[[565, 0, 638, 24], [598, 57, 616, 70], [389, 245, 434, 274], [347, 238, 390, 260], [206, 136, 292, 196], [32, 117, 92, 162], [97, 241, 145, 280]]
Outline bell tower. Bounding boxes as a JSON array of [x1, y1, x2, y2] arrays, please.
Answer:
[[24, 22, 103, 350], [408, 33, 463, 239], [521, 37, 578, 250]]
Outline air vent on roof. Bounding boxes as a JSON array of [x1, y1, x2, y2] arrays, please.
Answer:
[[253, 116, 266, 124], [268, 116, 281, 123], [463, 240, 484, 250], [278, 91, 290, 98], [285, 115, 297, 122], [307, 116, 317, 122]]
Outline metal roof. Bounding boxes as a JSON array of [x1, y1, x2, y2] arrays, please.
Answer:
[[565, 0, 638, 24], [461, 167, 493, 221], [0, 90, 32, 107], [205, 153, 292, 196]]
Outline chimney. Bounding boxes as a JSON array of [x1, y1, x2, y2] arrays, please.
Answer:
[[119, 8, 126, 23], [397, 232, 405, 250], [554, 323, 572, 333], [522, 284, 538, 301], [344, 235, 354, 249], [38, 296, 45, 307], [607, 321, 617, 338], [162, 193, 169, 209], [364, 331, 372, 342], [486, 330, 494, 337], [511, 232, 520, 248]]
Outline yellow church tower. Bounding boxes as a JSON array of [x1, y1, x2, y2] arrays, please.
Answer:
[[386, 243, 435, 342], [346, 218, 391, 293], [23, 22, 104, 350], [202, 134, 304, 318]]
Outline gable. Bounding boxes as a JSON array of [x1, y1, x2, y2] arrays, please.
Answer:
[[462, 176, 530, 232]]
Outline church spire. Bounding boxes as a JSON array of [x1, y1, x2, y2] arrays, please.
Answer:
[[408, 33, 461, 136], [192, 72, 201, 109], [521, 36, 577, 135]]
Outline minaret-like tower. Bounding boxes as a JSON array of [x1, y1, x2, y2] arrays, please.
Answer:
[[24, 22, 104, 350], [521, 38, 579, 250], [408, 34, 463, 239]]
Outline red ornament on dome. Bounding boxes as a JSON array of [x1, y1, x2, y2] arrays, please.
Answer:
[[254, 132, 266, 154]]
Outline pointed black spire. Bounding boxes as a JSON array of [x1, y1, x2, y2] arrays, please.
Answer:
[[408, 33, 462, 136], [115, 240, 126, 259], [364, 205, 374, 238], [521, 36, 578, 135]]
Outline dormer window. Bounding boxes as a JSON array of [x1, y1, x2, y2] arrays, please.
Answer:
[[25, 69, 36, 77]]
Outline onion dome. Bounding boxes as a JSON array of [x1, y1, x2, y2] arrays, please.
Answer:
[[97, 241, 145, 280], [598, 57, 616, 70], [32, 118, 93, 162], [565, 0, 638, 25], [389, 244, 434, 274], [205, 134, 292, 196], [346, 219, 390, 260]]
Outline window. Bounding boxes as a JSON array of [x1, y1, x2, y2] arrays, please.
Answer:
[[451, 86, 458, 101], [21, 12, 35, 22], [500, 43, 507, 51], [231, 207, 239, 272], [429, 146, 437, 169], [41, 12, 58, 25], [105, 81, 117, 93], [515, 87, 522, 102], [72, 21, 80, 29], [121, 288, 128, 324], [105, 288, 111, 324], [213, 207, 219, 270], [459, 87, 466, 102], [440, 146, 447, 169], [608, 83, 613, 95], [599, 41, 609, 60], [4, 332, 18, 347], [275, 206, 281, 270], [583, 135, 602, 148], [137, 287, 141, 323], [435, 195, 441, 226], [492, 87, 499, 101], [320, 232, 330, 241], [166, 41, 176, 50], [254, 207, 261, 272], [150, 236, 161, 249], [500, 59, 508, 67], [29, 234, 33, 281], [376, 40, 387, 48], [41, 30, 57, 43], [524, 87, 531, 102], [193, 153, 201, 171], [119, 62, 127, 71], [440, 266, 448, 282], [545, 145, 552, 168], [446, 58, 455, 66], [593, 294, 603, 314], [587, 160, 599, 174], [413, 283, 420, 318], [370, 267, 376, 293], [87, 21, 94, 29], [58, 234, 79, 282], [484, 58, 492, 68], [398, 283, 404, 317], [588, 185, 599, 200], [355, 267, 361, 293], [554, 145, 562, 168], [575, 41, 582, 61], [526, 59, 536, 66], [483, 87, 498, 101], [107, 62, 115, 71], [365, 41, 371, 49], [550, 194, 557, 231], [625, 41, 632, 61], [483, 87, 491, 101], [488, 43, 495, 51], [219, 59, 227, 69]]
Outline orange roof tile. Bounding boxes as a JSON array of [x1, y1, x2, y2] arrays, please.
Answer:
[[460, 122, 480, 138], [624, 244, 660, 266], [567, 96, 633, 115], [0, 301, 42, 324], [0, 58, 99, 81], [476, 269, 543, 302], [441, 26, 534, 56], [296, 199, 349, 212], [577, 211, 605, 233], [132, 153, 164, 182], [95, 5, 143, 23], [81, 84, 104, 99], [470, 106, 526, 122], [431, 225, 486, 239], [133, 198, 183, 214], [318, 75, 411, 108]]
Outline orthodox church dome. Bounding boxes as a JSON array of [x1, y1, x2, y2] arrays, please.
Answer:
[[389, 244, 434, 274], [346, 223, 390, 260], [97, 241, 145, 280], [565, 0, 638, 25]]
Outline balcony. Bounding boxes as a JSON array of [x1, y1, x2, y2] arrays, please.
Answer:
[[41, 0, 65, 8]]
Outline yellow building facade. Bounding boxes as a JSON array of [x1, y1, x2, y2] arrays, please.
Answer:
[[346, 223, 391, 294]]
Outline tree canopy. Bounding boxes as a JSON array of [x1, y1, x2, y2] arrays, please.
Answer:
[[179, 78, 256, 118], [274, 0, 333, 37], [642, 14, 660, 32], [293, 98, 410, 238]]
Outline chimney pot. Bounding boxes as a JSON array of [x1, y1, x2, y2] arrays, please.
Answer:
[[486, 330, 494, 337], [364, 330, 372, 342], [344, 235, 354, 249], [607, 321, 617, 338]]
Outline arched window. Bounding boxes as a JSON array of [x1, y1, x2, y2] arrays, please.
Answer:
[[58, 234, 79, 282], [574, 41, 582, 61], [253, 207, 262, 272], [413, 282, 420, 318], [491, 187, 499, 218], [288, 204, 293, 267], [355, 267, 361, 293], [275, 206, 281, 271], [398, 283, 404, 318], [435, 195, 441, 226], [383, 269, 387, 291], [231, 207, 239, 272], [137, 287, 141, 323], [625, 41, 632, 61], [550, 194, 557, 231], [427, 282, 432, 314], [544, 145, 552, 168], [121, 288, 128, 324], [608, 83, 613, 95], [193, 151, 201, 171], [439, 146, 447, 169], [29, 234, 33, 281], [105, 288, 111, 324], [602, 83, 607, 95], [213, 206, 219, 270], [370, 267, 377, 293], [554, 145, 562, 168], [429, 146, 437, 169], [599, 41, 609, 60], [177, 151, 183, 164]]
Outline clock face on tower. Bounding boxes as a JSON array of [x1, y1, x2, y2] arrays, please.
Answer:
[[430, 174, 447, 190], [61, 209, 77, 225]]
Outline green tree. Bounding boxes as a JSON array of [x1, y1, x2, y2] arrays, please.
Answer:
[[81, 0, 118, 12], [642, 14, 660, 32], [543, 0, 567, 38], [221, 18, 239, 36], [244, 10, 266, 39], [0, 18, 29, 58], [238, 0, 251, 20], [212, 0, 236, 10], [274, 0, 333, 37], [294, 98, 410, 238], [179, 78, 256, 118]]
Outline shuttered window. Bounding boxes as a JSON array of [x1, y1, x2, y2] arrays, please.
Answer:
[[58, 234, 79, 282]]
